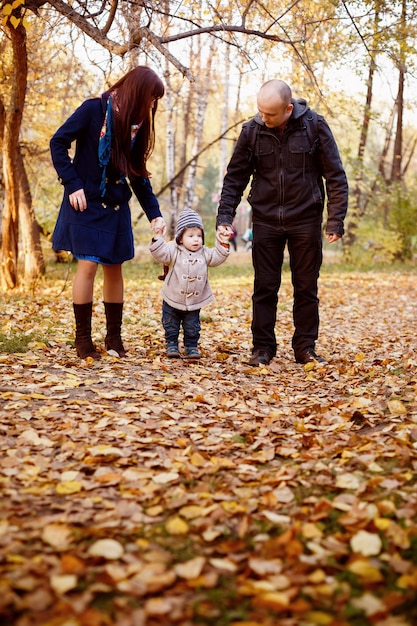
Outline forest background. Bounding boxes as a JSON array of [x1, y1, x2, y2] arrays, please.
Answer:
[[1, 0, 417, 290]]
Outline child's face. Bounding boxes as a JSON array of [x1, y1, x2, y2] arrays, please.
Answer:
[[181, 227, 203, 251]]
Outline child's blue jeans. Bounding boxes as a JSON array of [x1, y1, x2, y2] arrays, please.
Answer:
[[162, 300, 201, 348]]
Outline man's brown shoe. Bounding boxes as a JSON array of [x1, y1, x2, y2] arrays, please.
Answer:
[[296, 349, 327, 364], [249, 349, 273, 366]]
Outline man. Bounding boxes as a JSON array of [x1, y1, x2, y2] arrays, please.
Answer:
[[216, 79, 348, 366]]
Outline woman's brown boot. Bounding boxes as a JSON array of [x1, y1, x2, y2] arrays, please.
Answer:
[[104, 302, 126, 357], [73, 302, 101, 360]]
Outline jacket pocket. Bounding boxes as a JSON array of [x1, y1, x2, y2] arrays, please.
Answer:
[[288, 133, 313, 170], [255, 136, 276, 170]]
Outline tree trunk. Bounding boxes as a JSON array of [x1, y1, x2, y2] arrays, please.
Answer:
[[390, 0, 406, 185], [0, 98, 5, 246], [390, 69, 404, 184], [0, 17, 27, 290], [342, 6, 379, 258], [184, 36, 216, 211], [17, 144, 46, 281], [164, 55, 179, 239], [218, 44, 230, 199]]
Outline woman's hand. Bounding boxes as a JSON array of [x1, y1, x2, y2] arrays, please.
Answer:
[[151, 217, 167, 237], [69, 189, 87, 212]]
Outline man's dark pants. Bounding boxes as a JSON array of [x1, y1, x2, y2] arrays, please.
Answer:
[[251, 221, 323, 360]]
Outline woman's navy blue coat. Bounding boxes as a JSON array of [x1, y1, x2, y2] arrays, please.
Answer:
[[50, 95, 162, 264]]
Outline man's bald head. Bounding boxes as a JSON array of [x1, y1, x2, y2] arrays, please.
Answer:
[[259, 80, 292, 106], [257, 79, 293, 129]]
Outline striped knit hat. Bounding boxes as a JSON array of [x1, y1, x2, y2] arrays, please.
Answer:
[[175, 209, 204, 244]]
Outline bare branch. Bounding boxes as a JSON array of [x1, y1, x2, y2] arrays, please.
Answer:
[[159, 24, 301, 45], [143, 29, 195, 80], [101, 0, 118, 36], [155, 118, 248, 197], [46, 0, 195, 80]]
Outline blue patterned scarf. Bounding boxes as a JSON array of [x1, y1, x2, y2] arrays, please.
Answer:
[[98, 95, 142, 198]]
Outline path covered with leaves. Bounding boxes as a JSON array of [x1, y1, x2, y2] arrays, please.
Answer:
[[1, 260, 417, 626]]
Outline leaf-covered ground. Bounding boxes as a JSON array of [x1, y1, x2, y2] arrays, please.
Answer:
[[1, 254, 417, 626]]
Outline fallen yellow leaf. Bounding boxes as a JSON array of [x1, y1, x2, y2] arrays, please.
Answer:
[[165, 516, 189, 535], [56, 481, 82, 495], [348, 559, 383, 582]]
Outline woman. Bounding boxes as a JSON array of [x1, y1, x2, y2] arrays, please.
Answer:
[[50, 66, 166, 360]]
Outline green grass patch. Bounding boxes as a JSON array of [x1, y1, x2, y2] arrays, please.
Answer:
[[232, 434, 248, 444], [402, 535, 417, 565], [0, 332, 41, 354], [320, 508, 344, 535], [193, 576, 251, 625], [334, 569, 364, 596], [342, 604, 369, 624]]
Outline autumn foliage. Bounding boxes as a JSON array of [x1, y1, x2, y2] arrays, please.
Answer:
[[1, 257, 417, 625]]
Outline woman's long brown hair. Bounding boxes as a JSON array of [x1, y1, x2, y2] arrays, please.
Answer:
[[106, 66, 164, 178]]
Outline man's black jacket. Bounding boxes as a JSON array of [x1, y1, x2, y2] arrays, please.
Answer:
[[216, 98, 348, 236]]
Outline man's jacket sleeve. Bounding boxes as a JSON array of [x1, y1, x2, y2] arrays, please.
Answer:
[[318, 117, 349, 236], [216, 124, 254, 228]]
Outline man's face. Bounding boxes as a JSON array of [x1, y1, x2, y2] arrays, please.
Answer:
[[257, 97, 293, 129]]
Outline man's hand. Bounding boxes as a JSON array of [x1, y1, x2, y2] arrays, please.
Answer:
[[217, 224, 232, 244], [216, 231, 230, 245], [325, 233, 341, 244]]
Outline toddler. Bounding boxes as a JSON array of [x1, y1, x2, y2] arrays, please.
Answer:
[[149, 208, 230, 358]]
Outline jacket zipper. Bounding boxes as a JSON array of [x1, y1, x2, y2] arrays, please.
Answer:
[[278, 146, 284, 226]]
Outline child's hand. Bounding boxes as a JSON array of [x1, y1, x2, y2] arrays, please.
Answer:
[[216, 224, 232, 244]]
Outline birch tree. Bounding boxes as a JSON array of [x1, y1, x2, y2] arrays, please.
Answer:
[[183, 35, 216, 211]]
